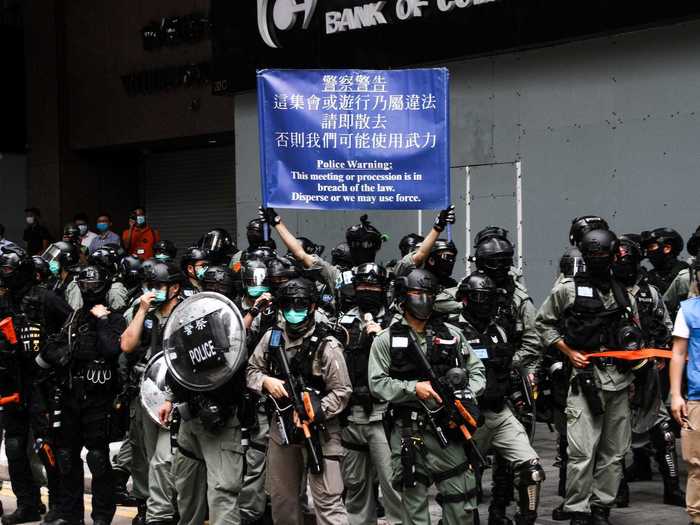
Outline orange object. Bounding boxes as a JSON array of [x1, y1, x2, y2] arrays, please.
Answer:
[[584, 348, 674, 360], [122, 226, 160, 261], [40, 443, 56, 467], [302, 391, 316, 422], [0, 392, 20, 406], [0, 317, 17, 345]]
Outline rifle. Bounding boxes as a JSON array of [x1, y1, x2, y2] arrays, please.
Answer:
[[268, 328, 324, 475], [407, 331, 486, 467]]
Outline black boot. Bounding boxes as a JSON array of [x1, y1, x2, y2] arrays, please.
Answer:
[[114, 468, 138, 507], [569, 513, 591, 525], [663, 477, 686, 506], [591, 506, 610, 525], [1, 506, 42, 525], [132, 501, 147, 525], [487, 506, 512, 525], [625, 448, 652, 481], [558, 434, 569, 498], [552, 503, 573, 521], [615, 463, 629, 508]]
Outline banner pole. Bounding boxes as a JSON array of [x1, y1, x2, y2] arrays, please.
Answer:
[[417, 210, 423, 236]]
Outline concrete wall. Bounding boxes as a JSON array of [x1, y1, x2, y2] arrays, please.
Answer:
[[235, 19, 700, 305], [0, 154, 28, 243]]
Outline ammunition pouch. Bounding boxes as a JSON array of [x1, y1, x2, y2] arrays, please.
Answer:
[[572, 368, 604, 416]]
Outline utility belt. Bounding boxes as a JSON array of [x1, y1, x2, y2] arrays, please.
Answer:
[[348, 386, 378, 414], [176, 394, 236, 434]]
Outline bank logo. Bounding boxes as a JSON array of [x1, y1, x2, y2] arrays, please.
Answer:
[[257, 0, 318, 48]]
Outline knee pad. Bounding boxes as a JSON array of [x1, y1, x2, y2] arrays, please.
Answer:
[[653, 420, 676, 451], [4, 437, 24, 461], [518, 459, 545, 486], [87, 449, 110, 478]]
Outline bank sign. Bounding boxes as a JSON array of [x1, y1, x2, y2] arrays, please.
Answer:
[[257, 0, 497, 48], [257, 68, 450, 210]]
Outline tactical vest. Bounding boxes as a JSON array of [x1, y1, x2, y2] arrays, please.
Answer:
[[388, 320, 463, 382], [267, 323, 332, 395], [635, 280, 671, 348], [494, 280, 523, 347], [456, 317, 514, 410], [647, 260, 689, 296], [562, 274, 629, 351], [67, 309, 101, 364], [14, 286, 48, 355], [340, 311, 388, 408]]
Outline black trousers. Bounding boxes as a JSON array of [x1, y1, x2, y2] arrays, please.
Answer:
[[54, 390, 115, 523], [4, 408, 43, 509]]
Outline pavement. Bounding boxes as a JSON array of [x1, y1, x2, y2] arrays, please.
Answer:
[[0, 429, 690, 525]]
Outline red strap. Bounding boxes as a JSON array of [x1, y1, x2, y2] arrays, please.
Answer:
[[584, 348, 673, 360]]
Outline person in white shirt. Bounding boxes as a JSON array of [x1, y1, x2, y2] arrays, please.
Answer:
[[73, 212, 98, 252]]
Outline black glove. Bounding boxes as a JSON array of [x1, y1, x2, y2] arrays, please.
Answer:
[[433, 205, 456, 232], [258, 206, 281, 226]]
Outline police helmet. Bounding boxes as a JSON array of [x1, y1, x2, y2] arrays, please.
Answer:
[[640, 227, 684, 257], [277, 277, 317, 308], [267, 256, 300, 290], [354, 263, 387, 287], [0, 245, 33, 289], [31, 255, 50, 283], [201, 265, 235, 296], [242, 245, 277, 264], [473, 226, 509, 249], [395, 269, 438, 297], [77, 265, 109, 299], [154, 240, 177, 261], [569, 215, 609, 247], [456, 270, 496, 301], [579, 229, 618, 260], [242, 259, 269, 289], [346, 215, 383, 250], [331, 242, 353, 268], [688, 226, 700, 258], [399, 234, 424, 257], [143, 261, 182, 286], [474, 237, 514, 272], [197, 228, 236, 263], [89, 247, 120, 276], [559, 246, 585, 277], [62, 223, 80, 244], [180, 246, 211, 273], [119, 255, 143, 287], [42, 241, 80, 270]]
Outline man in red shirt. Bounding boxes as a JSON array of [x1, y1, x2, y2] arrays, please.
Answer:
[[122, 207, 160, 260]]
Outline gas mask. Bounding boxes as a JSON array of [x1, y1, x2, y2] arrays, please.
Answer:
[[612, 261, 638, 287], [584, 254, 612, 280], [427, 251, 456, 279], [354, 289, 385, 315], [646, 247, 671, 271], [403, 291, 435, 320], [463, 290, 496, 321], [349, 240, 378, 266], [480, 256, 513, 286]]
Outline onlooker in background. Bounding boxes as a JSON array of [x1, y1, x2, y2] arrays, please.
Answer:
[[22, 207, 51, 255], [74, 212, 98, 251], [89, 212, 121, 254], [122, 206, 159, 260], [671, 261, 700, 525]]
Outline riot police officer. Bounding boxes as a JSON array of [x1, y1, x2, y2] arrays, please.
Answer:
[[247, 277, 352, 525], [338, 263, 403, 525], [180, 246, 211, 298], [641, 228, 688, 295], [385, 233, 424, 276], [90, 246, 130, 312], [453, 272, 544, 525], [120, 262, 183, 525], [611, 237, 685, 507], [160, 290, 247, 525], [259, 207, 388, 312], [231, 219, 278, 266], [36, 265, 125, 525], [665, 226, 700, 319], [198, 228, 237, 265], [368, 269, 486, 525], [0, 246, 72, 525], [536, 229, 639, 525], [43, 242, 82, 310]]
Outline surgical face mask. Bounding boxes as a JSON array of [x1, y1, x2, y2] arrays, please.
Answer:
[[77, 224, 88, 236], [96, 222, 109, 233], [136, 215, 146, 226], [247, 285, 269, 298], [155, 254, 170, 262], [25, 216, 35, 225], [283, 307, 309, 325], [195, 266, 208, 280], [48, 260, 60, 276], [151, 288, 168, 304]]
